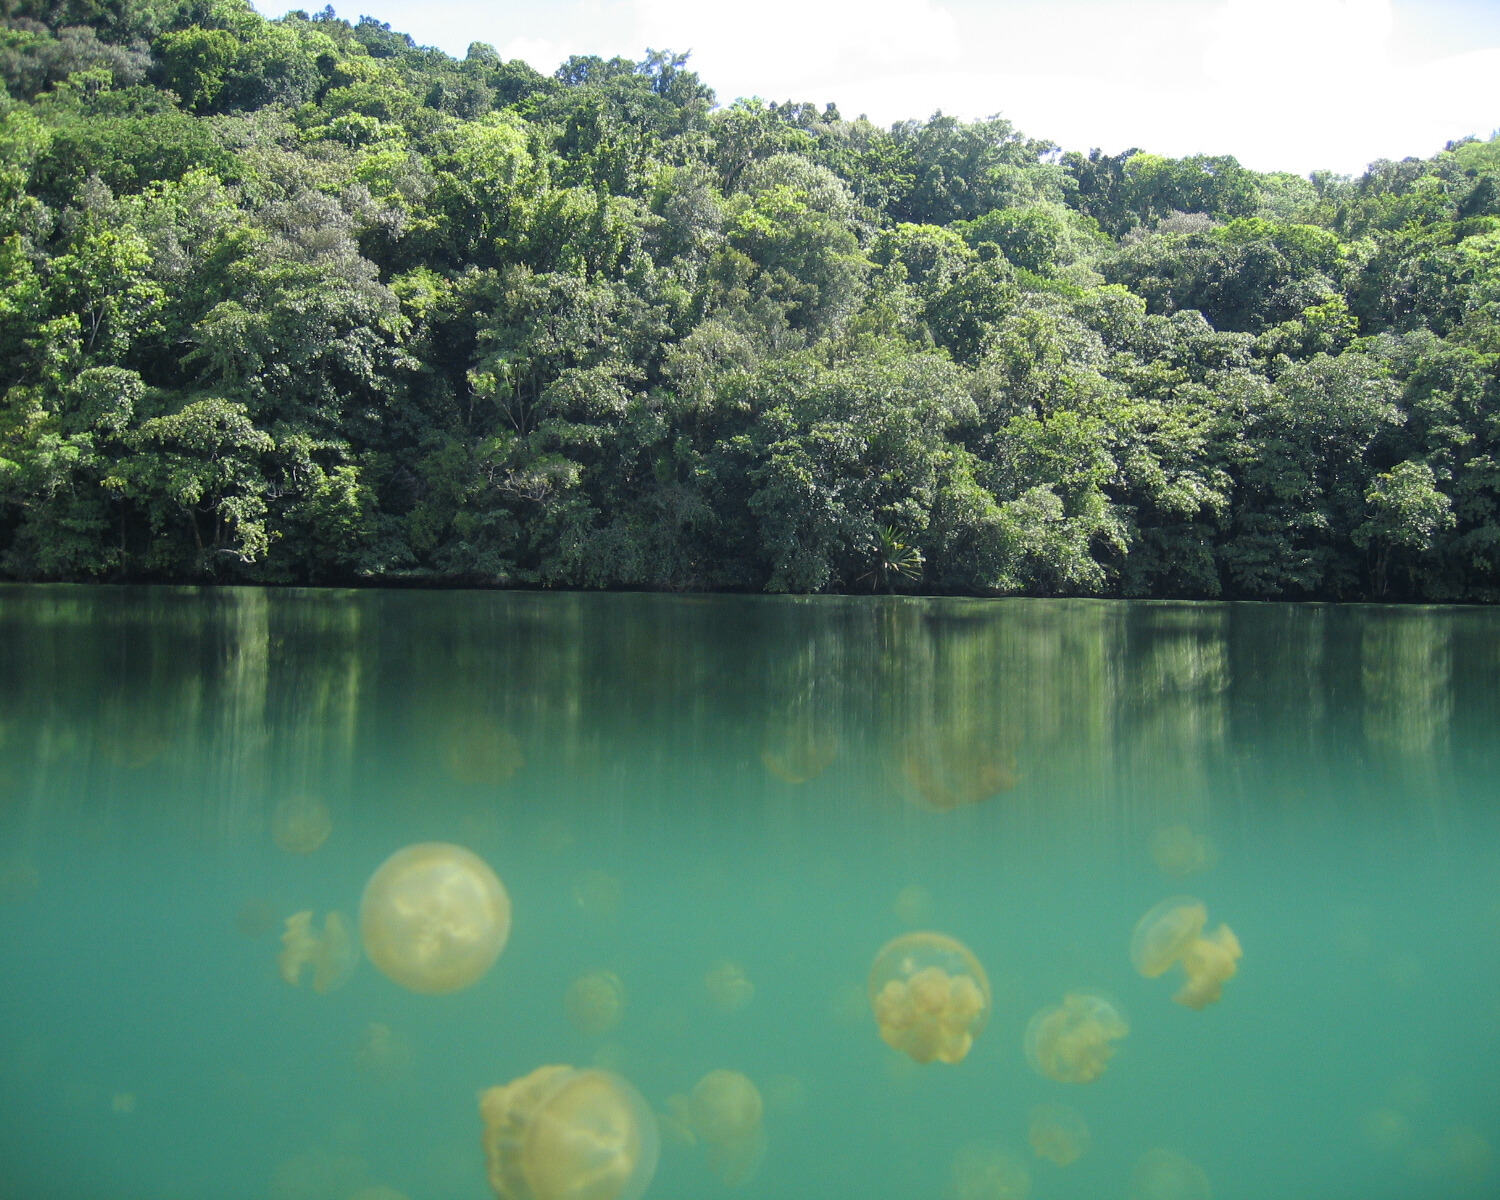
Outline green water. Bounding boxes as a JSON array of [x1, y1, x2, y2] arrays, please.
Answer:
[[0, 586, 1497, 1200]]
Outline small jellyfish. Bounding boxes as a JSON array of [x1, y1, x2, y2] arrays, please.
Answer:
[[1024, 994, 1127, 1084], [572, 870, 622, 923], [704, 961, 754, 1013], [1130, 897, 1242, 1010], [894, 885, 934, 928], [479, 1065, 658, 1200], [1129, 1148, 1211, 1200], [901, 735, 1017, 811], [279, 911, 358, 994], [272, 795, 332, 855], [1028, 1103, 1090, 1166], [677, 1070, 766, 1187], [760, 722, 838, 784], [868, 932, 991, 1065], [565, 971, 626, 1037], [360, 843, 511, 995], [1149, 826, 1217, 878], [949, 1143, 1031, 1200], [443, 717, 524, 786], [353, 1022, 412, 1083]]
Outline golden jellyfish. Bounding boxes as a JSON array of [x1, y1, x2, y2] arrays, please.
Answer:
[[566, 971, 626, 1037], [1129, 1148, 1211, 1200], [272, 795, 333, 855], [894, 884, 934, 928], [901, 735, 1017, 811], [760, 721, 838, 784], [1024, 994, 1127, 1084], [279, 911, 358, 994], [868, 932, 991, 1065], [443, 716, 524, 786], [360, 843, 511, 995], [703, 960, 754, 1013], [1028, 1103, 1090, 1167], [1130, 897, 1241, 1010], [949, 1143, 1031, 1200], [1149, 825, 1217, 878], [479, 1065, 658, 1200], [675, 1070, 766, 1187]]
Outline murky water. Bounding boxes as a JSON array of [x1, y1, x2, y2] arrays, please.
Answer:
[[0, 586, 1496, 1200]]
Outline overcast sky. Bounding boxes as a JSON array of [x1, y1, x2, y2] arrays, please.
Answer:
[[252, 0, 1500, 177]]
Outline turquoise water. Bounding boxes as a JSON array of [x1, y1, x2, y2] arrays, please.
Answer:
[[0, 586, 1496, 1200]]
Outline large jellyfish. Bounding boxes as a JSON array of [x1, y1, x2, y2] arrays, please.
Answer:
[[479, 1065, 658, 1200], [1024, 994, 1127, 1084], [566, 971, 626, 1037], [361, 843, 511, 994], [1130, 897, 1241, 1010], [868, 932, 991, 1065], [703, 961, 755, 1013], [444, 717, 525, 786], [949, 1143, 1031, 1200], [1028, 1103, 1090, 1166], [669, 1070, 766, 1187], [901, 736, 1017, 811], [279, 910, 358, 994], [1148, 826, 1217, 878], [1129, 1148, 1211, 1200], [272, 795, 332, 855]]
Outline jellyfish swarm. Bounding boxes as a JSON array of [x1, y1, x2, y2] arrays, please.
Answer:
[[949, 1143, 1031, 1200], [272, 795, 332, 854], [279, 911, 358, 993], [901, 735, 1016, 811], [669, 1070, 766, 1188], [1028, 1103, 1090, 1166], [1129, 1148, 1211, 1200], [566, 972, 626, 1037], [1131, 897, 1241, 1010], [479, 1065, 658, 1200], [869, 933, 991, 1065], [1024, 994, 1127, 1084], [360, 843, 511, 994], [703, 961, 754, 1013]]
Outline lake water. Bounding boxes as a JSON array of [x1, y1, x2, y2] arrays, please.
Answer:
[[0, 585, 1496, 1200]]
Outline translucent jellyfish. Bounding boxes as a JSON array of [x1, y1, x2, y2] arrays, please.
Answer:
[[1149, 826, 1217, 878], [478, 1065, 658, 1200], [1129, 1148, 1211, 1200], [1028, 1103, 1090, 1166], [894, 884, 934, 928], [566, 971, 626, 1037], [353, 1022, 412, 1083], [901, 736, 1017, 811], [704, 961, 755, 1013], [443, 717, 524, 786], [760, 722, 838, 784], [677, 1070, 766, 1187], [1130, 897, 1242, 1010], [279, 911, 358, 994], [949, 1143, 1031, 1200], [360, 842, 511, 994], [868, 932, 991, 1065], [271, 794, 332, 854], [572, 871, 622, 924], [1024, 994, 1127, 1084]]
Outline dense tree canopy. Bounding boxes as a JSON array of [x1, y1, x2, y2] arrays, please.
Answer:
[[3, 0, 1500, 600]]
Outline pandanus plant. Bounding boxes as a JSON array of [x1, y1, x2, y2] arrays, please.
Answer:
[[863, 525, 923, 592]]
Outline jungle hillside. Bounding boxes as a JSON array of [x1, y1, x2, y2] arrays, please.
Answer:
[[4, 0, 1500, 599]]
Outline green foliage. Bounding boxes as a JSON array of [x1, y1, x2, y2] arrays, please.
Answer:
[[0, 9, 1497, 600]]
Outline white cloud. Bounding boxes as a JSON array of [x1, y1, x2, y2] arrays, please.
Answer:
[[1203, 0, 1396, 89]]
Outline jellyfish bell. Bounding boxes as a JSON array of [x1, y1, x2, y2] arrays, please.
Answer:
[[901, 735, 1017, 812], [1149, 826, 1217, 878], [272, 795, 332, 855], [479, 1065, 658, 1200], [703, 961, 754, 1013], [279, 910, 358, 994], [1129, 1148, 1211, 1200], [1028, 1103, 1090, 1167], [360, 842, 511, 995], [1024, 994, 1127, 1084], [949, 1143, 1031, 1200], [1130, 897, 1241, 1009], [566, 971, 626, 1037], [684, 1071, 766, 1188], [868, 932, 991, 1065]]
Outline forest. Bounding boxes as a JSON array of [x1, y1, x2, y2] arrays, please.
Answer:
[[3, 0, 1500, 600]]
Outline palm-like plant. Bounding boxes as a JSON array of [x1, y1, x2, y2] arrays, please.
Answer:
[[862, 525, 923, 592]]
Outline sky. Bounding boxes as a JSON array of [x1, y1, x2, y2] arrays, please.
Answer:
[[252, 0, 1500, 177]]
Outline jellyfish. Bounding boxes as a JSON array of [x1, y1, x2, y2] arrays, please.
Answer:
[[566, 971, 626, 1037], [674, 1070, 765, 1187], [1130, 897, 1241, 1010], [1028, 1103, 1090, 1166], [360, 842, 511, 994], [443, 717, 524, 786], [703, 961, 754, 1013], [949, 1143, 1031, 1200], [894, 885, 933, 928], [1149, 826, 1217, 878], [868, 932, 991, 1065], [272, 795, 332, 855], [1024, 994, 1127, 1084], [479, 1065, 658, 1200], [760, 721, 838, 784], [572, 871, 622, 924], [1129, 1148, 1211, 1200], [353, 1022, 412, 1083], [901, 734, 1017, 811], [279, 910, 358, 994]]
